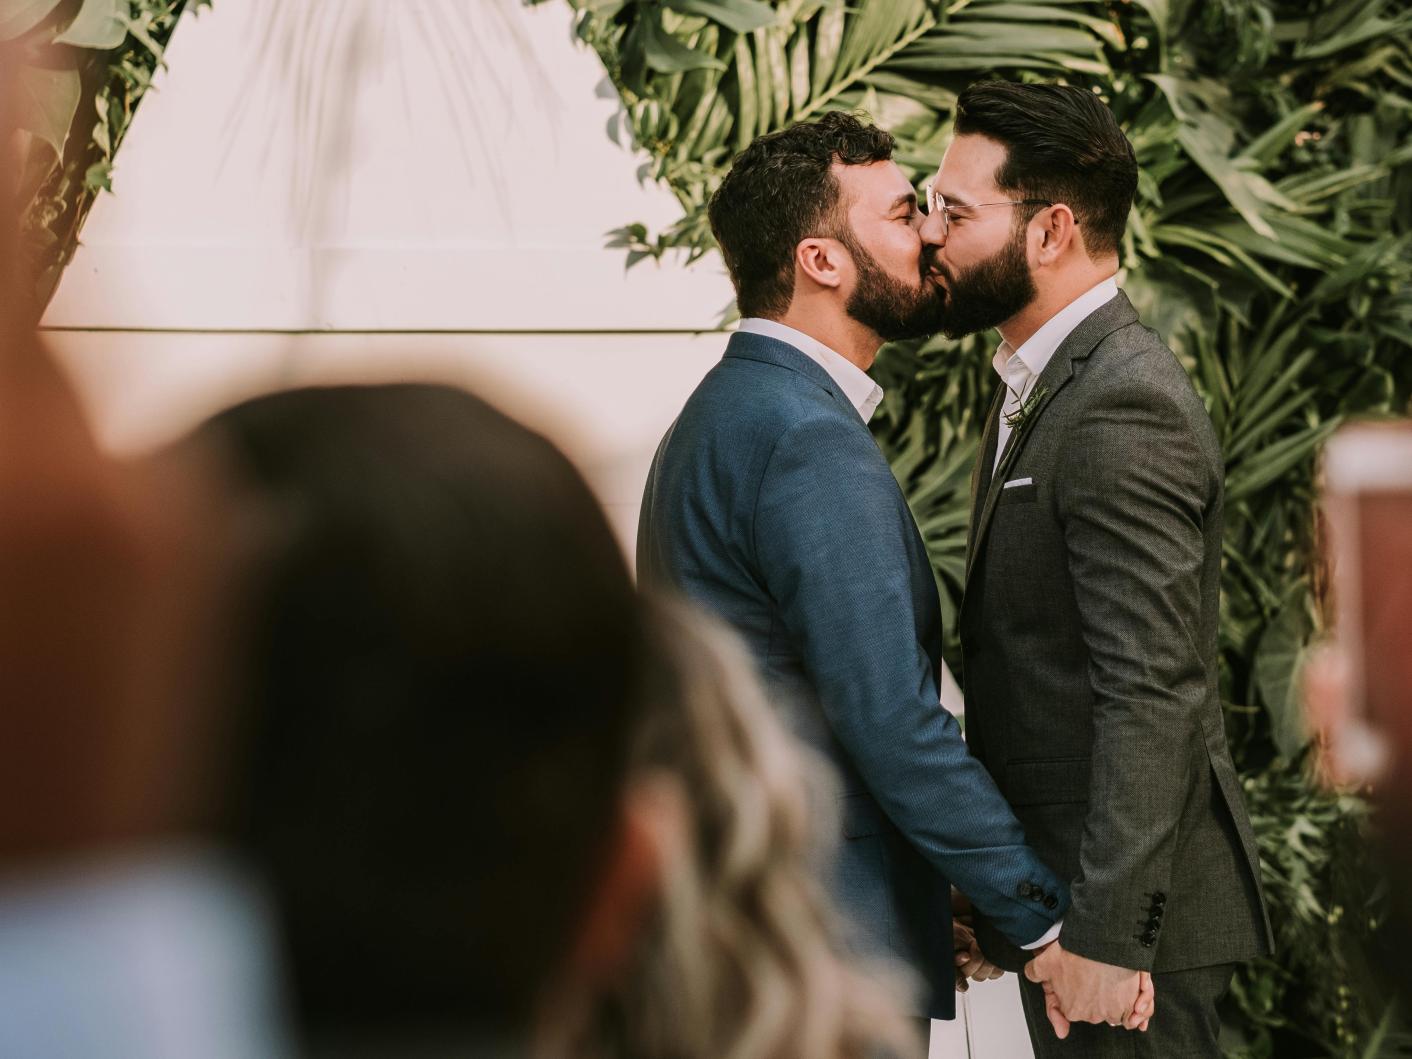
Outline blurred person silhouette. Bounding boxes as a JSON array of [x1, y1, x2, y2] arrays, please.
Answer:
[[1306, 421, 1412, 1010], [184, 383, 672, 1058], [0, 55, 290, 1059], [575, 598, 922, 1059]]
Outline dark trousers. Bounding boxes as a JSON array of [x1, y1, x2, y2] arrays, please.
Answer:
[[1018, 963, 1235, 1058]]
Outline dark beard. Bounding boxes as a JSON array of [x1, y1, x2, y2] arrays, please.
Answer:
[[929, 226, 1037, 340], [841, 231, 948, 342]]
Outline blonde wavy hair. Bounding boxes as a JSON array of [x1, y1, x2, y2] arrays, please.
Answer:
[[578, 597, 922, 1059]]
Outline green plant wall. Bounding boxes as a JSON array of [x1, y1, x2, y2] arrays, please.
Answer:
[[561, 0, 1412, 1054], [5, 0, 207, 316]]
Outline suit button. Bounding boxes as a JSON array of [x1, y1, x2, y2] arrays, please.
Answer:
[[1141, 930, 1158, 946], [1153, 892, 1167, 907], [1044, 894, 1059, 910], [1017, 883, 1035, 899], [1147, 917, 1161, 930]]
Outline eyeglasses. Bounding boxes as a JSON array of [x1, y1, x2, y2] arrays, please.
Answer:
[[924, 184, 1054, 238]]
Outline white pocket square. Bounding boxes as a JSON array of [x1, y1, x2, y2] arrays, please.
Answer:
[[1003, 477, 1033, 490]]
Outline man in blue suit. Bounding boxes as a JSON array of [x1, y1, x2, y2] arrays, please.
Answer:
[[638, 113, 1146, 1026]]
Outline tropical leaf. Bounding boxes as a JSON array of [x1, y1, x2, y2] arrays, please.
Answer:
[[0, 0, 64, 41], [54, 0, 128, 48], [14, 58, 81, 161], [664, 0, 776, 33], [1253, 584, 1316, 759], [17, 0, 209, 313]]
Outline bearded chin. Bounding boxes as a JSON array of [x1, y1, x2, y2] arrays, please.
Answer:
[[935, 231, 1037, 340], [843, 245, 948, 343]]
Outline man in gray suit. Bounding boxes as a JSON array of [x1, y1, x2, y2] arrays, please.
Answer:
[[919, 81, 1273, 1055], [638, 112, 1152, 1029]]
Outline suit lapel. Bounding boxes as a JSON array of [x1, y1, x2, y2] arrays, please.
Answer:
[[967, 387, 1005, 555], [963, 292, 1139, 591]]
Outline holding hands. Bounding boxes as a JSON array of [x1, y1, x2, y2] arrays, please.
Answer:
[[1024, 941, 1154, 1038]]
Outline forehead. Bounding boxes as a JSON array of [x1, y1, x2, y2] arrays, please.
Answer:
[[832, 159, 913, 210], [932, 134, 1008, 201]]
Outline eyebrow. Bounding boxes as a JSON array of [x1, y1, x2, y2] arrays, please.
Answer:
[[887, 190, 918, 213], [936, 191, 974, 208]]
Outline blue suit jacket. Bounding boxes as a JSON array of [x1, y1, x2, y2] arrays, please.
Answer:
[[638, 331, 1069, 1018]]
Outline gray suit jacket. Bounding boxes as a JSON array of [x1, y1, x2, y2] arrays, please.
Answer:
[[639, 330, 1068, 1018], [961, 291, 1274, 974]]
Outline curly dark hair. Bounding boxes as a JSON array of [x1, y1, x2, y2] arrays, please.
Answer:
[[955, 81, 1137, 259], [708, 111, 895, 319]]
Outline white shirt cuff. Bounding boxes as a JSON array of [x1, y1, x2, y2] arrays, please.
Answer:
[[1022, 919, 1063, 950]]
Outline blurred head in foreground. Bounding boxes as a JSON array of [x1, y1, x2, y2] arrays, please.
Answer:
[[186, 383, 664, 1052], [578, 598, 919, 1059]]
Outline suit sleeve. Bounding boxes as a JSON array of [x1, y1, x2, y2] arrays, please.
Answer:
[[1053, 381, 1214, 970], [754, 413, 1067, 947]]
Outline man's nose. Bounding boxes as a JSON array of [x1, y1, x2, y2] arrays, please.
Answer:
[[918, 209, 946, 248]]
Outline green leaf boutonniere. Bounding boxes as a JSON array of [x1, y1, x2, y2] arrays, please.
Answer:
[[994, 383, 1050, 483], [1004, 383, 1048, 431]]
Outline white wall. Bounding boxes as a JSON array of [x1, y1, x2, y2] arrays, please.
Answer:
[[40, 2, 1033, 1053], [45, 0, 738, 333], [42, 0, 735, 549]]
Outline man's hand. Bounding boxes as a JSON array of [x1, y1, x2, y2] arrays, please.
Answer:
[[1024, 941, 1154, 1037], [952, 919, 1004, 991]]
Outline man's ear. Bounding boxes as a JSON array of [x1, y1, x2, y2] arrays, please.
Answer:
[[796, 237, 846, 291], [1034, 204, 1079, 266]]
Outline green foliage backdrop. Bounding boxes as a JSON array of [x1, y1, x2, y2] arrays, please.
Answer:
[[5, 0, 207, 316], [563, 0, 1412, 1054]]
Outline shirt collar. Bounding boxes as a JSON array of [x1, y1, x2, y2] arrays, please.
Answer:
[[738, 317, 885, 423], [992, 276, 1120, 385]]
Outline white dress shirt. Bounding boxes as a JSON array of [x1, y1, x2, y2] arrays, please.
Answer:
[[738, 317, 885, 423], [992, 277, 1120, 475]]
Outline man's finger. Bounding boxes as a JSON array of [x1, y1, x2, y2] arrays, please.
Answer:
[[965, 960, 1001, 983], [1125, 971, 1156, 1028], [1024, 958, 1044, 984], [1044, 987, 1071, 1040], [957, 952, 986, 978]]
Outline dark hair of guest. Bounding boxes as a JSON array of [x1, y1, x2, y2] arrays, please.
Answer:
[[200, 383, 647, 1044]]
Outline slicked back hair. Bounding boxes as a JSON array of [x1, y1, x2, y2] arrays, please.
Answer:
[[708, 112, 895, 319], [954, 81, 1137, 259]]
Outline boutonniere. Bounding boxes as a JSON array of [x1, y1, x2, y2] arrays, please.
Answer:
[[1003, 383, 1048, 431], [994, 383, 1050, 482]]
